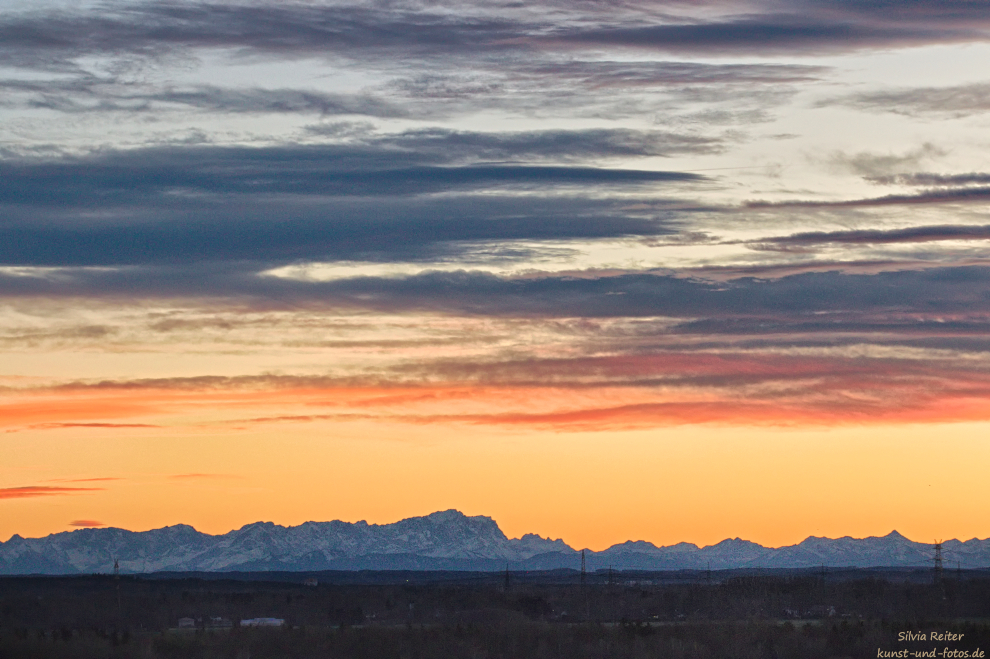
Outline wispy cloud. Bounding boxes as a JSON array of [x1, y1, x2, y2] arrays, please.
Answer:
[[0, 78, 410, 118], [865, 172, 990, 187], [757, 225, 990, 247], [824, 82, 990, 118], [0, 485, 104, 500], [29, 422, 160, 430], [68, 519, 106, 527], [4, 325, 990, 431], [745, 187, 990, 209]]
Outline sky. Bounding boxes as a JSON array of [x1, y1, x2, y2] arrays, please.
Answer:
[[3, 0, 990, 551]]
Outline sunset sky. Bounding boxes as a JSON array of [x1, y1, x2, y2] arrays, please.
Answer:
[[3, 0, 990, 551]]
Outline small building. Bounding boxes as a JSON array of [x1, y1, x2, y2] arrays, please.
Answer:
[[240, 618, 285, 628], [177, 617, 196, 629], [303, 577, 318, 587], [206, 617, 233, 629]]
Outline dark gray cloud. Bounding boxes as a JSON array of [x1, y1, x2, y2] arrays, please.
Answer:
[[670, 258, 990, 281], [745, 186, 990, 209], [759, 224, 990, 247], [0, 3, 531, 70], [5, 261, 990, 324], [544, 0, 990, 53], [0, 61, 821, 130], [0, 141, 704, 204], [0, 142, 708, 266], [2, 0, 989, 75], [821, 0, 990, 21], [866, 172, 990, 187], [0, 1, 940, 144], [0, 77, 409, 118], [259, 266, 990, 318], [552, 18, 943, 54], [378, 68, 801, 123], [305, 126, 725, 160], [0, 61, 818, 128], [385, 60, 821, 116], [514, 60, 825, 87], [824, 82, 990, 117], [658, 315, 990, 342], [0, 195, 683, 266]]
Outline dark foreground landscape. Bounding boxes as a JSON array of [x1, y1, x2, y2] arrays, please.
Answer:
[[2, 569, 990, 659]]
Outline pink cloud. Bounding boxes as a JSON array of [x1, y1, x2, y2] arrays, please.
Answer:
[[0, 485, 104, 500]]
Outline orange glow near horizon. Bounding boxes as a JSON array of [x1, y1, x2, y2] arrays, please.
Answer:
[[4, 304, 990, 552], [5, 357, 990, 433], [4, 415, 990, 551]]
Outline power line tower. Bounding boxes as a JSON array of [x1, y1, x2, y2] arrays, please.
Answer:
[[931, 541, 949, 605], [934, 540, 947, 602], [580, 550, 586, 586]]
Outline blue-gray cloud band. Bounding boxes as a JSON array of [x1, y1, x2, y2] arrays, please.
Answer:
[[3, 262, 989, 321], [0, 140, 708, 266], [2, 0, 989, 73], [762, 224, 990, 246]]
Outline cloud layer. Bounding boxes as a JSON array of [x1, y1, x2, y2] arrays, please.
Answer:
[[2, 0, 990, 441], [0, 486, 104, 500], [4, 0, 990, 67]]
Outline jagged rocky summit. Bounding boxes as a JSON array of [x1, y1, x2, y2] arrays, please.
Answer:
[[1, 510, 988, 575]]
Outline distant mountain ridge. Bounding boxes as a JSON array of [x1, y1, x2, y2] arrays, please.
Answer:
[[1, 510, 987, 575]]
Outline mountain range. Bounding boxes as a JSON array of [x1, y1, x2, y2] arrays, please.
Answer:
[[1, 510, 985, 575]]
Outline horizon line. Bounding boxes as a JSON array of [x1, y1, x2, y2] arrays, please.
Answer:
[[3, 509, 984, 550]]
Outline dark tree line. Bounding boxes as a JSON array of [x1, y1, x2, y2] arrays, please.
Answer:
[[2, 573, 989, 658]]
